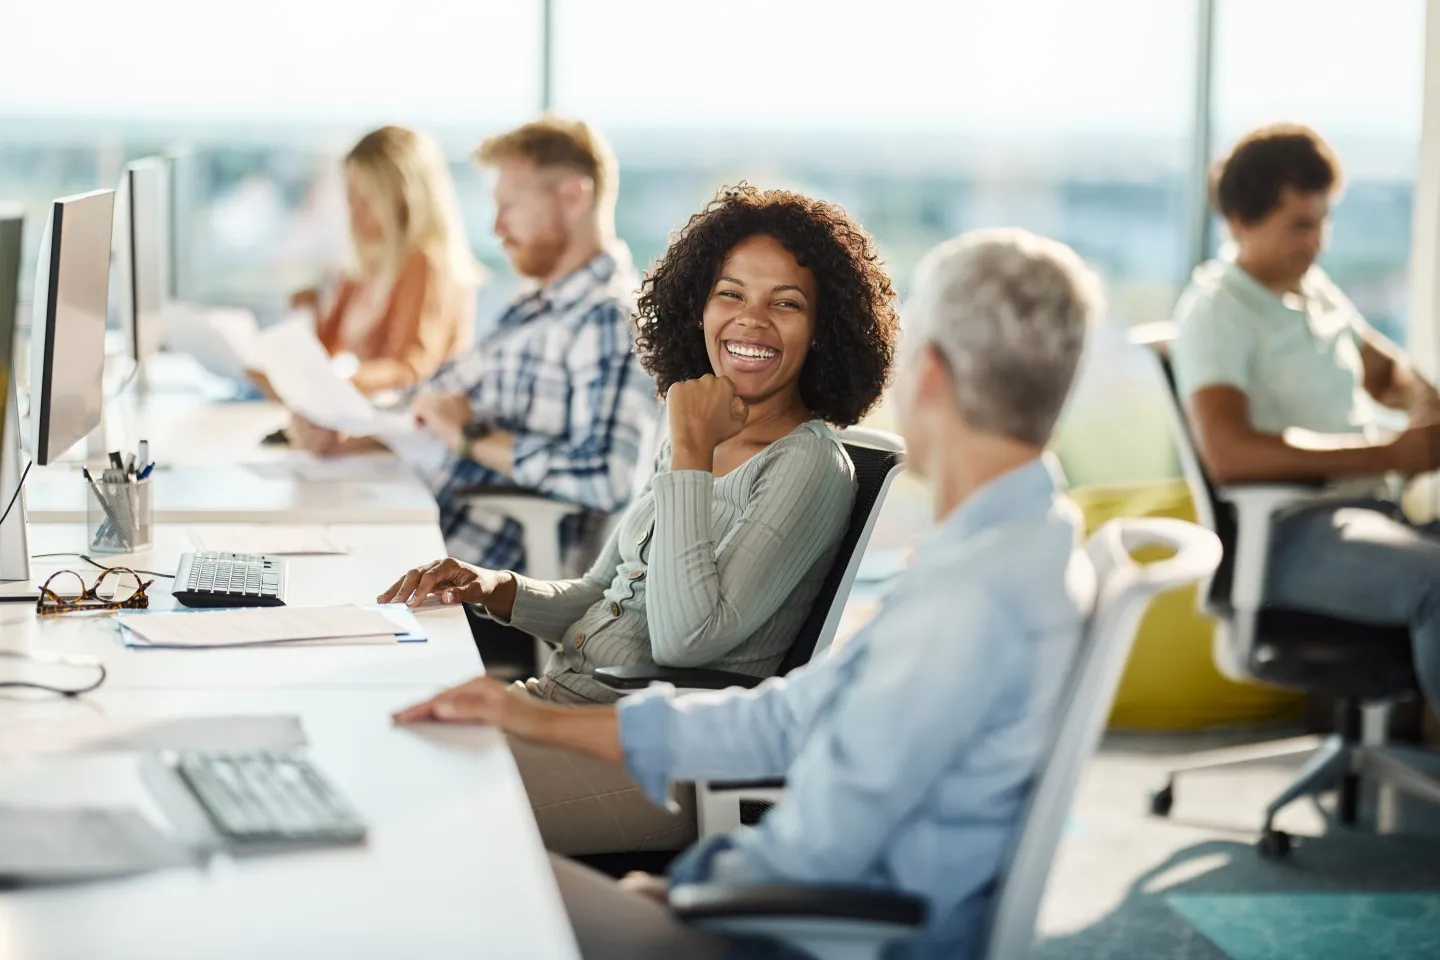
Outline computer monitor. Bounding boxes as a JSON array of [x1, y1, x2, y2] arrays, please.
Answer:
[[28, 190, 115, 467], [113, 158, 167, 368], [0, 209, 27, 581]]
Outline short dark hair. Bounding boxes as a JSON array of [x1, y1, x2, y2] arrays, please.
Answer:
[[1210, 123, 1343, 224], [634, 184, 899, 428]]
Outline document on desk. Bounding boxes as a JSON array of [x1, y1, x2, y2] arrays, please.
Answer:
[[187, 524, 348, 555], [0, 803, 194, 885], [117, 604, 427, 649]]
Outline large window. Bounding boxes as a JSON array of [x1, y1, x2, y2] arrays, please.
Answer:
[[0, 0, 1429, 493], [0, 0, 541, 318], [555, 0, 1197, 323]]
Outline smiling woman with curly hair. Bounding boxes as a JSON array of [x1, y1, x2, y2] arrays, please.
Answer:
[[635, 183, 898, 425], [385, 183, 900, 857]]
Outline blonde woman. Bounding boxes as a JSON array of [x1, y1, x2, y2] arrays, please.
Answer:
[[292, 126, 482, 394]]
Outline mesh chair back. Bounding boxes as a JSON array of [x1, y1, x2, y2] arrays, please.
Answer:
[[776, 435, 905, 675], [1137, 336, 1239, 610]]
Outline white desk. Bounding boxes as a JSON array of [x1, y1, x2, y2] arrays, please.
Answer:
[[29, 387, 438, 524], [2, 523, 478, 690], [0, 687, 579, 960], [24, 461, 439, 525]]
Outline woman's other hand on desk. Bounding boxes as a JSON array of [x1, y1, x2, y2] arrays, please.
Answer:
[[378, 557, 518, 619]]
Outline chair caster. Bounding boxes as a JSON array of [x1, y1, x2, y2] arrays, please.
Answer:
[[1257, 828, 1292, 859], [1149, 784, 1175, 818]]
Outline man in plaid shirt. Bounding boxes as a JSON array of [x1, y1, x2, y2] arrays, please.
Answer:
[[292, 117, 658, 573]]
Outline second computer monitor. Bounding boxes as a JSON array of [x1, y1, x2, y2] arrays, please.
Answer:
[[29, 189, 115, 465], [115, 157, 167, 365]]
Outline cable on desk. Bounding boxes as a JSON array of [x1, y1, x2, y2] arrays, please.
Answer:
[[0, 649, 107, 697], [31, 553, 177, 579], [0, 459, 32, 526]]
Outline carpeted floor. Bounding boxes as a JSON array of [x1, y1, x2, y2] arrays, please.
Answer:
[[1035, 728, 1440, 959]]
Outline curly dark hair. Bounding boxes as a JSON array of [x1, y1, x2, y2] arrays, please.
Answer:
[[633, 184, 899, 427], [1210, 123, 1343, 223]]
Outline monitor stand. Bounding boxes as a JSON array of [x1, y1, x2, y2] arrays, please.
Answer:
[[0, 376, 31, 583]]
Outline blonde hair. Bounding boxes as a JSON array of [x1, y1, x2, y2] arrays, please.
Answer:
[[345, 125, 482, 286], [474, 115, 618, 214]]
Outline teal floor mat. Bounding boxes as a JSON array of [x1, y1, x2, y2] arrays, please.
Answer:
[[1167, 893, 1440, 960]]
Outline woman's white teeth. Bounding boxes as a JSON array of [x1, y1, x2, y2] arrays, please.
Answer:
[[726, 342, 777, 360]]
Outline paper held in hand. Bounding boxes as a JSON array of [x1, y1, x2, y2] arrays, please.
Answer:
[[253, 318, 451, 476]]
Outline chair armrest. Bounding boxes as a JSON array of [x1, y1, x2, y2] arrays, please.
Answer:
[[593, 665, 764, 692], [451, 485, 581, 521], [1217, 482, 1361, 611], [671, 882, 927, 927]]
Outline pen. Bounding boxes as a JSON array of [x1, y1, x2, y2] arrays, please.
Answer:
[[137, 463, 155, 481]]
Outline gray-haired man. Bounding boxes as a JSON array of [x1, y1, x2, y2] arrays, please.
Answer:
[[394, 229, 1101, 960]]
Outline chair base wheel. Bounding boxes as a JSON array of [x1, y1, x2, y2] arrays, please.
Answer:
[[1149, 784, 1175, 818], [1257, 829, 1292, 859]]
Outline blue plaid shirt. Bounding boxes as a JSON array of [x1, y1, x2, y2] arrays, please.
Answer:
[[420, 246, 658, 572]]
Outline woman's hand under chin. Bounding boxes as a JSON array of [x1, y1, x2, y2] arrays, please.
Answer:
[[666, 374, 749, 472]]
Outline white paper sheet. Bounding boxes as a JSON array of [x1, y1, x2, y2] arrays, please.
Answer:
[[117, 605, 403, 648], [254, 321, 453, 478], [187, 525, 348, 555], [161, 303, 263, 382], [370, 409, 452, 479], [255, 319, 377, 434]]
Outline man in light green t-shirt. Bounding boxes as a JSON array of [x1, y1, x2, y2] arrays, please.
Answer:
[[1171, 123, 1440, 716]]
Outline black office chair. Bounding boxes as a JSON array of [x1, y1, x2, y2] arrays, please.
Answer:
[[1138, 328, 1440, 857], [593, 429, 907, 837]]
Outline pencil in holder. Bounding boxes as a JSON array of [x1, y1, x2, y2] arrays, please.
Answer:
[[86, 476, 153, 554]]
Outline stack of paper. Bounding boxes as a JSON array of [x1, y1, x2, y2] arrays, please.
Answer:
[[188, 524, 348, 556], [118, 604, 427, 649]]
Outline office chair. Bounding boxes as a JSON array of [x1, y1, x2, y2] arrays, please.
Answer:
[[670, 517, 1221, 960], [1139, 330, 1440, 857], [593, 428, 906, 837]]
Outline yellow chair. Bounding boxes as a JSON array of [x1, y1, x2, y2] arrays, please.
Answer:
[[1070, 480, 1306, 730]]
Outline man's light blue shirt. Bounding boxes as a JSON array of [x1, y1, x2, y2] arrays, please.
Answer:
[[617, 458, 1095, 959]]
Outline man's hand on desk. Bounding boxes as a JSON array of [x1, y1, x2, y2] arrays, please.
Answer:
[[392, 674, 625, 766], [392, 675, 523, 728], [378, 557, 519, 619]]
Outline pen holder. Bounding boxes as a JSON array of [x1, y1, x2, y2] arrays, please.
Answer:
[[86, 476, 153, 554]]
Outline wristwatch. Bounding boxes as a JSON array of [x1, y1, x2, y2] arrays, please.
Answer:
[[458, 419, 492, 458]]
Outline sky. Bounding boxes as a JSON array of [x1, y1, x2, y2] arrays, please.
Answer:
[[0, 0, 1424, 138]]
